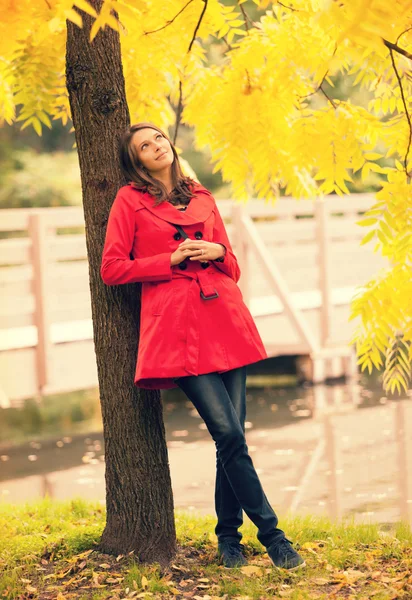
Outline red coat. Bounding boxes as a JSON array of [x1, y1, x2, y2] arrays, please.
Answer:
[[101, 182, 268, 389]]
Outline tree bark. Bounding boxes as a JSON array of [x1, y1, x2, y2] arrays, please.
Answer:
[[65, 2, 177, 565]]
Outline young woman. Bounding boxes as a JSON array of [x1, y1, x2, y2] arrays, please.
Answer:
[[100, 122, 305, 571]]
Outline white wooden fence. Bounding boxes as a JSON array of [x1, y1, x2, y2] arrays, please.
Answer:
[[0, 194, 388, 404]]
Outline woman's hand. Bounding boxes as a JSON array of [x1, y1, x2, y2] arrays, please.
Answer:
[[170, 239, 225, 266]]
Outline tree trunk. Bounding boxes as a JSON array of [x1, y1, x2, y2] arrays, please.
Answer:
[[65, 2, 177, 565]]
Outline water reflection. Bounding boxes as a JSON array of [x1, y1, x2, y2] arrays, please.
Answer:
[[0, 377, 411, 527]]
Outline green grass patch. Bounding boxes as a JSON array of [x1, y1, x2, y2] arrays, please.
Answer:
[[0, 499, 411, 599]]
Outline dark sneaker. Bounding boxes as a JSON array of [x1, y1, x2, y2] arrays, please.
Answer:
[[266, 537, 306, 571], [217, 540, 248, 568]]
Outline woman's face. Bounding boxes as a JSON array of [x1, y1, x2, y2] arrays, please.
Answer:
[[131, 128, 174, 175]]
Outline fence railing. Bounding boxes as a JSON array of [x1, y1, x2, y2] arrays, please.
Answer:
[[0, 194, 388, 403]]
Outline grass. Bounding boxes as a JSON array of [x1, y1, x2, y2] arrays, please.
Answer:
[[0, 498, 411, 599]]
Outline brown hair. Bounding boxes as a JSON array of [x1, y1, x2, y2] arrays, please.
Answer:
[[119, 122, 197, 207]]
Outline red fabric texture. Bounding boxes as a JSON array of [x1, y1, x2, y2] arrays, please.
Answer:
[[101, 182, 268, 389]]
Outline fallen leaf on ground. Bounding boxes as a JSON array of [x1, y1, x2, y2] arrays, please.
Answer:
[[141, 575, 149, 589], [76, 549, 93, 559], [169, 588, 180, 595], [91, 571, 106, 588], [313, 578, 330, 586], [302, 542, 320, 550], [344, 569, 367, 582], [240, 565, 263, 576], [172, 563, 189, 572]]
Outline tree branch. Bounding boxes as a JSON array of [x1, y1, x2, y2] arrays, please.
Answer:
[[187, 0, 207, 53], [396, 26, 412, 45], [144, 0, 194, 35], [173, 80, 184, 147], [238, 1, 253, 32], [299, 45, 338, 108], [383, 38, 412, 62], [389, 47, 412, 177], [223, 36, 233, 52], [277, 1, 299, 11], [320, 85, 337, 109], [173, 0, 209, 145]]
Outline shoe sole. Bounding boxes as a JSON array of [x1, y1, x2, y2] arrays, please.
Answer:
[[269, 558, 306, 571]]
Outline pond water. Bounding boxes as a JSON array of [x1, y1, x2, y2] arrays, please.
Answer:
[[0, 368, 411, 529]]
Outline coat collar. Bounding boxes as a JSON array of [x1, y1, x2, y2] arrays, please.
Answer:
[[128, 182, 215, 225]]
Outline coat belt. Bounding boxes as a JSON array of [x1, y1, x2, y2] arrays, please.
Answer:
[[171, 270, 220, 374], [172, 270, 219, 300]]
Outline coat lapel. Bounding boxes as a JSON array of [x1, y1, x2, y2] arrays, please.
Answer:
[[129, 183, 215, 225]]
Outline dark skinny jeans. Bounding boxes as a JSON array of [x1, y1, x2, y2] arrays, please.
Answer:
[[174, 366, 286, 548]]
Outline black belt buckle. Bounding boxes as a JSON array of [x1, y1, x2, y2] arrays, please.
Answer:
[[200, 289, 219, 300]]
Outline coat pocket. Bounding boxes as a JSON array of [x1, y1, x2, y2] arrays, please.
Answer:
[[151, 281, 173, 316]]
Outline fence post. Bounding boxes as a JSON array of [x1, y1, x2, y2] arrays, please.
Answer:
[[232, 203, 250, 307], [315, 197, 332, 347], [28, 213, 52, 395]]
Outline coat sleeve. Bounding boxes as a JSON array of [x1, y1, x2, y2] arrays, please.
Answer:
[[211, 201, 241, 284], [101, 190, 173, 285]]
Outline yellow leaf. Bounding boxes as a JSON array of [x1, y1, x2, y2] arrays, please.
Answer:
[[361, 163, 371, 181], [377, 230, 386, 245], [364, 152, 382, 160], [360, 229, 376, 245], [356, 218, 377, 226], [65, 8, 83, 28], [73, 0, 98, 18], [141, 575, 149, 589], [32, 117, 42, 136], [90, 18, 101, 42], [240, 565, 264, 576], [313, 577, 330, 585]]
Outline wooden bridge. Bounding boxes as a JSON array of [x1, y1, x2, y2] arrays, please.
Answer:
[[0, 193, 388, 405]]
